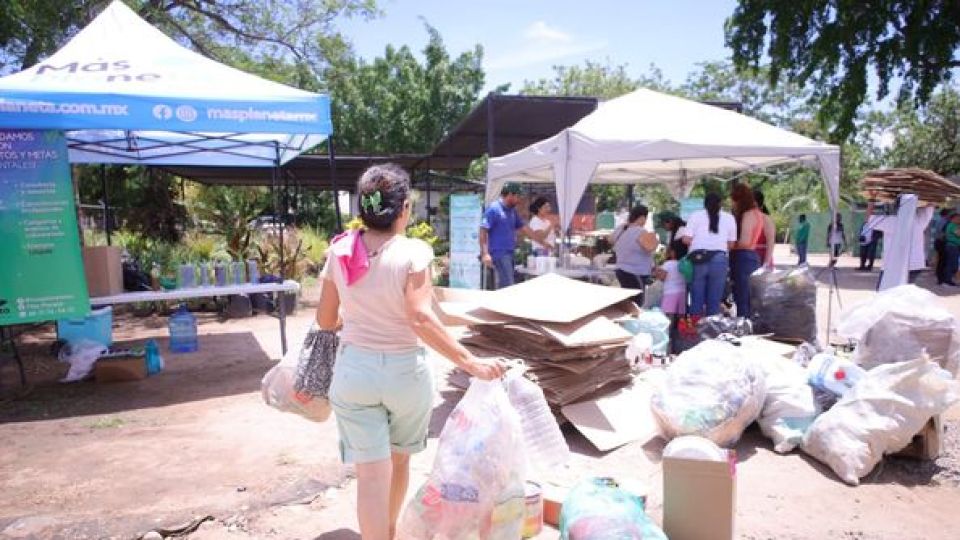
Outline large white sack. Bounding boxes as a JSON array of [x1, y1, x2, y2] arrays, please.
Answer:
[[756, 357, 819, 453], [651, 340, 766, 447], [801, 357, 960, 485], [836, 285, 960, 376]]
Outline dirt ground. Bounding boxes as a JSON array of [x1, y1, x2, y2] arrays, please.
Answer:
[[2, 246, 960, 540]]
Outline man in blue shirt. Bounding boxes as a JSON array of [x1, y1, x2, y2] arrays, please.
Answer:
[[479, 183, 548, 289]]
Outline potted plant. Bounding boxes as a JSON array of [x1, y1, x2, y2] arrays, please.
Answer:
[[254, 228, 309, 314]]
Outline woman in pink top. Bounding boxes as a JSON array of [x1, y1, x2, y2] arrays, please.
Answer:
[[730, 183, 764, 317], [316, 164, 505, 540]]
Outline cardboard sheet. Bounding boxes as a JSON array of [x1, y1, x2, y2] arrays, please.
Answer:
[[561, 381, 661, 452], [480, 273, 638, 323], [536, 316, 632, 347]]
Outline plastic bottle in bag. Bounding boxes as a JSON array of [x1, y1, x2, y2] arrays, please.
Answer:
[[506, 371, 570, 473], [807, 353, 865, 397]]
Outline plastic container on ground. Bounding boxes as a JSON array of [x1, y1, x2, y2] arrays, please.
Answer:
[[620, 309, 670, 356], [57, 306, 113, 347], [145, 339, 163, 375], [663, 435, 727, 462], [506, 370, 570, 474], [807, 353, 865, 397], [168, 304, 199, 353]]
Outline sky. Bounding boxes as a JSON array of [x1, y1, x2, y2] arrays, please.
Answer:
[[337, 0, 740, 93]]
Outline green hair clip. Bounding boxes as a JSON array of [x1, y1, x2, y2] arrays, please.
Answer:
[[361, 191, 388, 215]]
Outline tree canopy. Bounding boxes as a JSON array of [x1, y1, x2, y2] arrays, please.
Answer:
[[0, 0, 377, 84], [326, 23, 486, 154], [725, 0, 960, 141]]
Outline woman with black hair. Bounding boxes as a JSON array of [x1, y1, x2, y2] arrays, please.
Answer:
[[660, 212, 689, 259], [610, 204, 660, 305], [528, 196, 559, 256], [315, 164, 505, 539], [682, 193, 737, 317]]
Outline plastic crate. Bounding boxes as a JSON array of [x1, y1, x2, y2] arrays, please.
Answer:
[[57, 306, 113, 347]]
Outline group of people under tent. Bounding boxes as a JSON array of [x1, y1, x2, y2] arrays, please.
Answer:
[[477, 181, 777, 322]]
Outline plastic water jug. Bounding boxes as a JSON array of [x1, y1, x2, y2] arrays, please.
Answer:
[[506, 370, 570, 474], [168, 305, 198, 353], [145, 339, 163, 375], [807, 353, 865, 397]]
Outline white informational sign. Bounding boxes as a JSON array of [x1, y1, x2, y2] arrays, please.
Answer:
[[449, 194, 482, 289]]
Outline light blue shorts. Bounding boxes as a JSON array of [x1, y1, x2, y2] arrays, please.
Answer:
[[329, 344, 435, 464]]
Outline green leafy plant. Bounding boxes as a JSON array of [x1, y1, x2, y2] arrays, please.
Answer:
[[255, 228, 310, 281], [189, 185, 269, 261], [299, 225, 330, 275], [406, 220, 439, 247]]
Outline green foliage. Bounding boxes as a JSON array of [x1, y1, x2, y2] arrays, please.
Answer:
[[681, 61, 815, 134], [725, 0, 960, 141], [520, 60, 673, 99], [189, 185, 270, 260], [885, 85, 960, 177], [182, 232, 229, 263], [405, 220, 437, 246], [299, 225, 330, 271], [254, 229, 309, 280], [327, 22, 485, 154], [114, 230, 183, 275], [1, 0, 379, 82]]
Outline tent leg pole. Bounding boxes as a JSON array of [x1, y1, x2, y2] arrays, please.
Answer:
[[329, 138, 342, 233], [272, 143, 287, 356], [101, 165, 112, 246]]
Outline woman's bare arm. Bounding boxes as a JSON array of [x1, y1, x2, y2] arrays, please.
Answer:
[[315, 278, 341, 330], [404, 268, 504, 380]]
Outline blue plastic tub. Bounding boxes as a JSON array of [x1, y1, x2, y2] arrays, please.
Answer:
[[57, 306, 113, 347]]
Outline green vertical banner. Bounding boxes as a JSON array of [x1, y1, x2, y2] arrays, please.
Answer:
[[0, 130, 89, 325]]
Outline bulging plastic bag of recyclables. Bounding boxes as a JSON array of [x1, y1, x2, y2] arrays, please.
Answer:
[[399, 379, 526, 540], [652, 340, 767, 447]]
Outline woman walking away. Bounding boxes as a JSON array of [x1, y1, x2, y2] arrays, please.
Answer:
[[611, 204, 660, 306], [730, 184, 764, 317], [682, 193, 737, 317], [316, 164, 505, 540]]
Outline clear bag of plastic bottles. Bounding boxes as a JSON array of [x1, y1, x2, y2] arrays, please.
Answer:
[[651, 340, 766, 447], [399, 379, 526, 540]]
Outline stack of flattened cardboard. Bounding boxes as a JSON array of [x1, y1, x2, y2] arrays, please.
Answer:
[[861, 167, 960, 204], [435, 274, 638, 409]]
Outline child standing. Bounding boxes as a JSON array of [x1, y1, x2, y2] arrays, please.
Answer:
[[658, 241, 687, 318]]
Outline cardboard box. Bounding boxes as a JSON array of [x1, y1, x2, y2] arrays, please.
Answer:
[[893, 415, 943, 460], [663, 453, 736, 540], [83, 246, 124, 297], [95, 357, 147, 382]]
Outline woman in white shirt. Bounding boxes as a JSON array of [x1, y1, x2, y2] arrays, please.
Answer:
[[316, 164, 505, 539], [528, 197, 558, 256], [682, 192, 738, 317]]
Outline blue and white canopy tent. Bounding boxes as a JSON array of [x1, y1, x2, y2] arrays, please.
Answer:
[[0, 0, 337, 241], [0, 0, 332, 166], [0, 1, 336, 356]]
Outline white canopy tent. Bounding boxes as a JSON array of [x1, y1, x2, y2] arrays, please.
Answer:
[[486, 88, 841, 230], [0, 0, 332, 166]]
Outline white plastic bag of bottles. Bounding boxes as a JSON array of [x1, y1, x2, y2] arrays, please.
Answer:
[[260, 338, 331, 422], [651, 340, 766, 447], [399, 378, 526, 540]]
